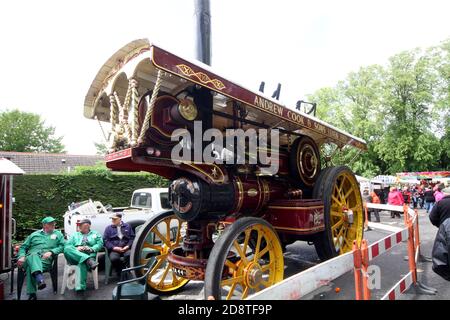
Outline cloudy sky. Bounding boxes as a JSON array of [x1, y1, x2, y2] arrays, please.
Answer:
[[0, 0, 449, 154]]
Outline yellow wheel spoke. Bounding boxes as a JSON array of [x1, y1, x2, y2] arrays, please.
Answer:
[[233, 241, 249, 264], [242, 229, 251, 256], [148, 255, 167, 278], [165, 219, 171, 243], [343, 237, 353, 248], [241, 286, 249, 299], [152, 227, 171, 247], [333, 186, 341, 198], [330, 210, 342, 217], [143, 242, 163, 251], [157, 264, 171, 287], [332, 195, 342, 206], [344, 188, 353, 200], [171, 272, 179, 286], [221, 276, 244, 287], [257, 246, 270, 259], [331, 219, 344, 231], [253, 231, 262, 261], [339, 176, 347, 191], [226, 282, 238, 300], [225, 259, 237, 271], [261, 262, 273, 272]]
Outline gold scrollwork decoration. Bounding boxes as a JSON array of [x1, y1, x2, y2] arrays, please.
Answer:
[[176, 64, 226, 90]]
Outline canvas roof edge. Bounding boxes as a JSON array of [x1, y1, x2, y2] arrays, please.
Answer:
[[84, 38, 367, 151]]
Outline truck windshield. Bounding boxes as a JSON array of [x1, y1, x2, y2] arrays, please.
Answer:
[[131, 192, 152, 208], [160, 192, 171, 210]]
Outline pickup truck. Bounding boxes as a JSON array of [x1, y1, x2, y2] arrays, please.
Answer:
[[63, 188, 170, 238]]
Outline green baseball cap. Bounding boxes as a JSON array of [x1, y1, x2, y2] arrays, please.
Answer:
[[41, 216, 56, 224]]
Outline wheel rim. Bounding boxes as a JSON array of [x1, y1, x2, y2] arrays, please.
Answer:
[[299, 145, 318, 179], [137, 214, 189, 292], [219, 224, 284, 300], [329, 171, 363, 254]]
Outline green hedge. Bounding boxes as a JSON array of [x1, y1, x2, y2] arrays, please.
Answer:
[[12, 172, 168, 240]]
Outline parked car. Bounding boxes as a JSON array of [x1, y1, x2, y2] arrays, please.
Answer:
[[63, 188, 170, 238]]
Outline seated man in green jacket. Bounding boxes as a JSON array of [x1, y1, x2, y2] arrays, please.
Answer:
[[17, 216, 65, 300], [64, 219, 103, 294]]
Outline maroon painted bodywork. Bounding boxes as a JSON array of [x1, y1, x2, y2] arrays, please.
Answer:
[[150, 45, 367, 151], [106, 148, 324, 236]]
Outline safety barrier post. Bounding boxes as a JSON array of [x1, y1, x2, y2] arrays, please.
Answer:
[[361, 240, 371, 300], [414, 208, 420, 252], [364, 203, 370, 231], [403, 204, 409, 226], [353, 240, 362, 300], [407, 217, 418, 284]]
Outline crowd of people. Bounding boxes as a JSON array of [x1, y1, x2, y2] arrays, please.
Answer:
[[16, 212, 135, 300], [362, 181, 449, 221], [362, 180, 450, 283]]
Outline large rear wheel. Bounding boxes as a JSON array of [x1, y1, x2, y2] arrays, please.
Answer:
[[312, 166, 364, 261], [204, 217, 284, 300]]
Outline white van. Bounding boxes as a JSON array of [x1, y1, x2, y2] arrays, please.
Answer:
[[63, 188, 170, 238]]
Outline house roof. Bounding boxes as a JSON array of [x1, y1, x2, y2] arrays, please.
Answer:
[[0, 151, 104, 174], [0, 158, 25, 175]]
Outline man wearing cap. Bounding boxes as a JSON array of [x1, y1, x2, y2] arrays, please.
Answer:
[[17, 216, 65, 300], [64, 219, 103, 293], [429, 187, 450, 281], [103, 213, 135, 277]]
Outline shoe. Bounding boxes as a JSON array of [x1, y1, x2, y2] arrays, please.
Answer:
[[28, 293, 37, 300], [86, 258, 99, 271], [34, 272, 46, 290], [37, 280, 47, 290]]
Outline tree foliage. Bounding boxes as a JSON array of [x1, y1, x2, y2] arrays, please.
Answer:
[[94, 141, 108, 155], [308, 39, 450, 176], [0, 109, 65, 153]]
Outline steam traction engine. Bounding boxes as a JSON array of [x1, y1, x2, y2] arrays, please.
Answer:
[[83, 39, 367, 299]]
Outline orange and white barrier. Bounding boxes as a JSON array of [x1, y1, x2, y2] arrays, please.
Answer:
[[382, 272, 414, 300], [247, 203, 436, 300], [367, 229, 408, 260], [355, 203, 436, 300]]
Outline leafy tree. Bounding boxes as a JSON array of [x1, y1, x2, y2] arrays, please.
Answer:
[[308, 39, 450, 177], [94, 141, 108, 155], [375, 49, 441, 173], [0, 109, 65, 153]]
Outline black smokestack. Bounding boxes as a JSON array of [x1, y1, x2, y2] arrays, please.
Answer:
[[194, 0, 211, 66]]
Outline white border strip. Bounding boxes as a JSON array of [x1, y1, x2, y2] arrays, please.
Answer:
[[381, 272, 413, 300], [368, 222, 404, 233], [247, 251, 354, 300], [367, 229, 408, 261]]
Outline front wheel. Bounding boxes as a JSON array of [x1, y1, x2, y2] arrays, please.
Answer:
[[130, 210, 190, 295], [204, 217, 284, 300]]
